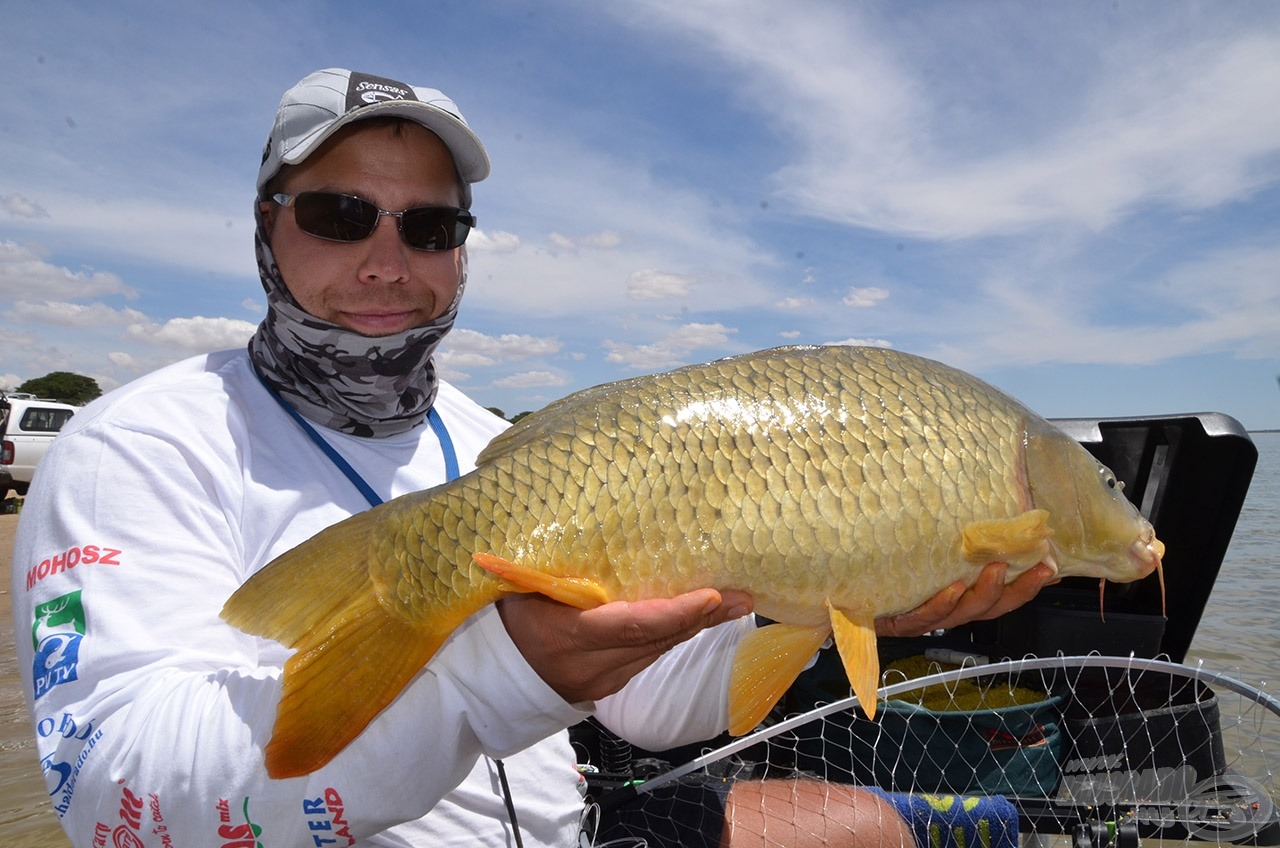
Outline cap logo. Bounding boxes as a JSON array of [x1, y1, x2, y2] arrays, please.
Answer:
[[345, 72, 419, 112]]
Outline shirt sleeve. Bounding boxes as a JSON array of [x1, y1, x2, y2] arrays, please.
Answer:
[[11, 418, 588, 847], [591, 615, 755, 752]]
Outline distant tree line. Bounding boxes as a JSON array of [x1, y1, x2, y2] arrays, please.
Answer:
[[486, 407, 534, 424], [8, 372, 103, 406], [8, 375, 539, 422]]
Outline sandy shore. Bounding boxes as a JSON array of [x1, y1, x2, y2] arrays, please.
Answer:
[[0, 513, 72, 845]]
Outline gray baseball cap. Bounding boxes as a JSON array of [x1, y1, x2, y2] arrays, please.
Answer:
[[257, 68, 490, 204]]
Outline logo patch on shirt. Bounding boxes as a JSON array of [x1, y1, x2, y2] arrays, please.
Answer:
[[216, 797, 264, 848], [25, 544, 123, 591], [33, 590, 85, 699], [302, 787, 355, 846], [36, 710, 103, 817]]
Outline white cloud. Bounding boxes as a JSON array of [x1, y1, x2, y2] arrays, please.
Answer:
[[439, 351, 498, 369], [493, 370, 569, 389], [123, 316, 257, 352], [604, 322, 736, 370], [827, 337, 894, 349], [441, 329, 563, 366], [6, 299, 149, 327], [624, 2, 1280, 239], [924, 240, 1280, 371], [5, 1, 1277, 427], [548, 232, 577, 252], [459, 99, 778, 321], [583, 230, 623, 249], [469, 230, 522, 253], [2, 194, 49, 219], [626, 268, 695, 301], [842, 286, 890, 308], [0, 192, 253, 279], [775, 297, 814, 309], [0, 241, 135, 299]]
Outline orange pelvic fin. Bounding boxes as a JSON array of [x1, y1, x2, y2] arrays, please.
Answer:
[[221, 508, 479, 778], [728, 622, 829, 735], [828, 603, 881, 719], [961, 509, 1053, 566], [472, 552, 611, 610]]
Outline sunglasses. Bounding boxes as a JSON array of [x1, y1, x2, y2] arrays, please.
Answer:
[[270, 191, 476, 251]]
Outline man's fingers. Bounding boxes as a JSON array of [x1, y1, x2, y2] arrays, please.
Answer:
[[969, 562, 1055, 622], [577, 588, 751, 651], [498, 588, 754, 704], [875, 562, 1055, 638], [875, 581, 966, 638]]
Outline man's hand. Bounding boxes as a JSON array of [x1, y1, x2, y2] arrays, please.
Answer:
[[500, 560, 1053, 703], [875, 561, 1056, 638], [498, 588, 754, 704]]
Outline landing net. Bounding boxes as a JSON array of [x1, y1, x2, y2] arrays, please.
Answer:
[[574, 655, 1280, 848]]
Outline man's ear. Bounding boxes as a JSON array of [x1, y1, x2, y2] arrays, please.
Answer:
[[259, 200, 275, 232]]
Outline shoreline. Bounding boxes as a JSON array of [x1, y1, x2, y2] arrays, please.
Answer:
[[1, 513, 71, 844]]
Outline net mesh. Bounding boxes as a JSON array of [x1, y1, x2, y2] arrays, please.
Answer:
[[573, 655, 1280, 848]]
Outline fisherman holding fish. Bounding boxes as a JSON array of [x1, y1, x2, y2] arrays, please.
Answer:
[[11, 68, 1062, 847]]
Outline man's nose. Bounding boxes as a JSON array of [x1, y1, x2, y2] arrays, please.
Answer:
[[357, 215, 411, 283]]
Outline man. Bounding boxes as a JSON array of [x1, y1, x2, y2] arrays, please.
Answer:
[[12, 68, 1050, 847]]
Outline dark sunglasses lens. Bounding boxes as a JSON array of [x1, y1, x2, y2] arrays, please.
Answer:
[[401, 208, 475, 251], [293, 193, 378, 242]]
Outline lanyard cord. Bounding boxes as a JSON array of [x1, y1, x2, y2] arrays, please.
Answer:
[[253, 366, 459, 506], [495, 758, 525, 848], [253, 367, 523, 846]]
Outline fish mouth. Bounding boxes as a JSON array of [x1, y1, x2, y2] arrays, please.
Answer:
[[1127, 523, 1166, 615]]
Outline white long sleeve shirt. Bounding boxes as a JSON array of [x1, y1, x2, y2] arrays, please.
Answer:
[[11, 350, 748, 847]]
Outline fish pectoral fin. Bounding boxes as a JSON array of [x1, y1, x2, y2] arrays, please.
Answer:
[[828, 604, 881, 719], [728, 623, 829, 735], [961, 508, 1053, 565], [472, 552, 611, 610]]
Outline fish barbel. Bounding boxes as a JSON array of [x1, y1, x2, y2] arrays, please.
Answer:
[[222, 345, 1164, 777]]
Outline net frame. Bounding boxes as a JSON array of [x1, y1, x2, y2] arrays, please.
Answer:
[[579, 655, 1280, 848]]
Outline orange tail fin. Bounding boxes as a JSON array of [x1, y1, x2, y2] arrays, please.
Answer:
[[222, 509, 491, 777]]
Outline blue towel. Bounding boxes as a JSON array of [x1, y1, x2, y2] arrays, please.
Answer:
[[867, 789, 1019, 848]]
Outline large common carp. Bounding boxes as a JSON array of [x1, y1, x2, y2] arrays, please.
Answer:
[[222, 345, 1164, 778]]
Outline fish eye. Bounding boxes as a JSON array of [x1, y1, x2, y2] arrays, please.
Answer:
[[1098, 466, 1123, 491]]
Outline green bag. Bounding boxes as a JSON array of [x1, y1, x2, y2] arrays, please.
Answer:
[[787, 662, 1064, 798], [851, 693, 1066, 797]]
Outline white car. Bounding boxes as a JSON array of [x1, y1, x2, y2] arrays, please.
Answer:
[[1, 393, 79, 497]]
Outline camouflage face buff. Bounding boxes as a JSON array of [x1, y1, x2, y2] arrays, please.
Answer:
[[246, 208, 464, 438]]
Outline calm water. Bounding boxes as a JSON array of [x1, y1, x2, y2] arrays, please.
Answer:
[[1185, 431, 1280, 677], [0, 433, 1277, 844]]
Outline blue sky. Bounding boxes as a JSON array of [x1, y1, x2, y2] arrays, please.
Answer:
[[2, 1, 1279, 429]]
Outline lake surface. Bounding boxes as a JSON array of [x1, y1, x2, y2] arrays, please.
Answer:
[[1184, 431, 1280, 676]]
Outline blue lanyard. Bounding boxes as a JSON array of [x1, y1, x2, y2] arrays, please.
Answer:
[[254, 369, 460, 507]]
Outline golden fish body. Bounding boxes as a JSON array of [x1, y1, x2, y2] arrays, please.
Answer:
[[223, 345, 1163, 777]]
